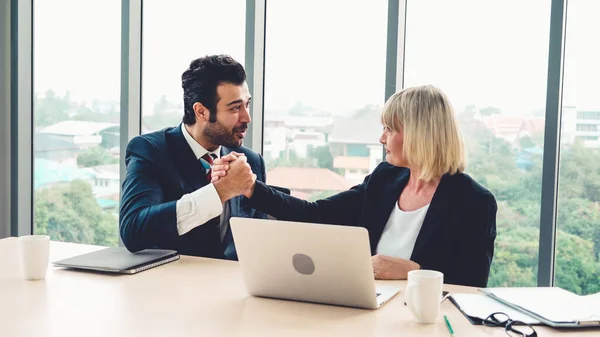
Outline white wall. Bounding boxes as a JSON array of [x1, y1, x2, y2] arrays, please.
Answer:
[[263, 126, 286, 159], [562, 106, 600, 148], [560, 106, 577, 145]]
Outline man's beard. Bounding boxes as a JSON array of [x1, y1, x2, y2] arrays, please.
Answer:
[[204, 120, 248, 149]]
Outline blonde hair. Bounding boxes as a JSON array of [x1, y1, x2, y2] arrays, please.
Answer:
[[381, 85, 466, 181]]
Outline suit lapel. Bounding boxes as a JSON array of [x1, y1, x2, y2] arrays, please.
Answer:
[[220, 146, 232, 157], [368, 169, 410, 254], [410, 174, 453, 261], [166, 125, 207, 192]]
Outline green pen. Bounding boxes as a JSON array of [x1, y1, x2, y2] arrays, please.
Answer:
[[444, 314, 455, 336]]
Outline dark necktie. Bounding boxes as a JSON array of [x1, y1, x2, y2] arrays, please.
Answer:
[[200, 153, 216, 183]]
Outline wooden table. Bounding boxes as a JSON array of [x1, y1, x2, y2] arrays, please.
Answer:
[[0, 237, 595, 336]]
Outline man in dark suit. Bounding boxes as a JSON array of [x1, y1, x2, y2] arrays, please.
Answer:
[[119, 55, 266, 260]]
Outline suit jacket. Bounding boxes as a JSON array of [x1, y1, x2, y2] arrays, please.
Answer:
[[119, 125, 267, 259], [248, 162, 497, 287]]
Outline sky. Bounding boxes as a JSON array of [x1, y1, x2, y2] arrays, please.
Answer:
[[33, 0, 599, 117]]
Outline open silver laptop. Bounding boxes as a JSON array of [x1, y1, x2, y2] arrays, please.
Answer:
[[230, 217, 400, 309]]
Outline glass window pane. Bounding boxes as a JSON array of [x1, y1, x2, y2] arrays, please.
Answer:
[[555, 0, 600, 295], [33, 0, 121, 245], [405, 0, 551, 287], [141, 0, 246, 133], [264, 0, 388, 200]]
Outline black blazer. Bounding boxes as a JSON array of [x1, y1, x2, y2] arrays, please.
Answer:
[[248, 162, 497, 287], [119, 125, 268, 259]]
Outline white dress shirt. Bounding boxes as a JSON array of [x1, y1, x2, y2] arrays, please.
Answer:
[[376, 202, 430, 260], [175, 124, 226, 237]]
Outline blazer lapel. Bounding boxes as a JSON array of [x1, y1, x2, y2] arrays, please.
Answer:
[[368, 169, 410, 254], [220, 146, 232, 157], [166, 125, 207, 192], [410, 174, 453, 261]]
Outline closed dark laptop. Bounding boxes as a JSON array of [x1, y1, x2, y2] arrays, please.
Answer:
[[53, 247, 180, 274]]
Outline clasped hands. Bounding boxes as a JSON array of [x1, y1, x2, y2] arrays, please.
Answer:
[[210, 153, 420, 280], [211, 152, 256, 203]]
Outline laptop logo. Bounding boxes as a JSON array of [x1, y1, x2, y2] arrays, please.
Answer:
[[292, 253, 315, 275]]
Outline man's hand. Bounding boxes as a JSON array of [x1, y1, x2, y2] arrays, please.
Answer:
[[210, 152, 240, 183], [212, 153, 256, 202], [372, 254, 420, 280]]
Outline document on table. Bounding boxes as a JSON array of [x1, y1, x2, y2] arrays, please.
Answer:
[[450, 293, 541, 325]]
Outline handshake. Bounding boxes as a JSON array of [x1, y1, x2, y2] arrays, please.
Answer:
[[211, 152, 256, 204]]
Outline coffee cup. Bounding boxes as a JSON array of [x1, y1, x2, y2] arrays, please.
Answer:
[[19, 235, 50, 280]]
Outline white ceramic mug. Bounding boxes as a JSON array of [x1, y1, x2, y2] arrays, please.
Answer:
[[404, 269, 444, 323], [19, 235, 50, 280]]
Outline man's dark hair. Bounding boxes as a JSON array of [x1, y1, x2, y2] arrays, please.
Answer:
[[181, 55, 246, 124]]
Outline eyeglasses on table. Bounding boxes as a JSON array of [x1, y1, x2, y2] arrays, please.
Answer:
[[482, 311, 537, 337]]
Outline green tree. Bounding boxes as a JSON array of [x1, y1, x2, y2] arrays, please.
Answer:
[[35, 90, 122, 126], [311, 146, 334, 169], [519, 135, 536, 149], [463, 104, 477, 116], [77, 147, 119, 167], [308, 190, 341, 202], [144, 112, 182, 131], [153, 95, 171, 115], [554, 232, 600, 295], [488, 224, 600, 295], [459, 116, 521, 192], [266, 149, 316, 168], [488, 226, 539, 288], [456, 107, 600, 294], [479, 106, 501, 116], [352, 104, 381, 118], [34, 90, 72, 127], [72, 103, 119, 123], [559, 141, 600, 202], [34, 180, 119, 246], [288, 101, 316, 116]]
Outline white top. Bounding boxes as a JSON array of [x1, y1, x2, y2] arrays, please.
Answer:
[[175, 124, 226, 238], [375, 202, 430, 260]]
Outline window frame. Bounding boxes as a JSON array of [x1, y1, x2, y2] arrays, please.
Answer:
[[5, 0, 570, 287]]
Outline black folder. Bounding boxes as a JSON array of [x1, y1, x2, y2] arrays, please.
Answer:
[[53, 247, 180, 274]]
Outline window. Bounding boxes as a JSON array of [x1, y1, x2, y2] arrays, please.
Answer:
[[263, 0, 388, 199], [576, 111, 600, 120], [576, 124, 598, 132], [556, 0, 600, 295], [404, 0, 551, 287], [33, 0, 121, 245], [141, 0, 246, 133]]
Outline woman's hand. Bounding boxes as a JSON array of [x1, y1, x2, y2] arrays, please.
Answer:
[[372, 254, 420, 280]]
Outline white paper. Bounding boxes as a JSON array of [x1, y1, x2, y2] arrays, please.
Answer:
[[451, 293, 541, 325], [487, 287, 600, 323]]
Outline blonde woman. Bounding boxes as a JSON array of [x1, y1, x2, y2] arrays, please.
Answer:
[[212, 85, 497, 287]]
